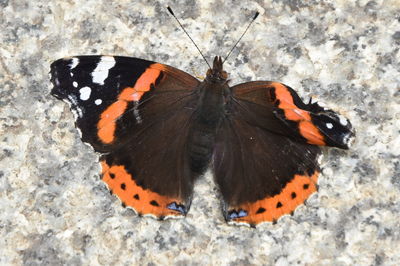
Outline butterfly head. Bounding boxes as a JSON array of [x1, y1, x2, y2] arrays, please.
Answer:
[[206, 56, 228, 83]]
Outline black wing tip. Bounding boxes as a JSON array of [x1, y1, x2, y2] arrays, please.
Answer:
[[50, 57, 75, 72]]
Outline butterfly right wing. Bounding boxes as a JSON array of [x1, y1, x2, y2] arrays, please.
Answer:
[[212, 81, 353, 226]]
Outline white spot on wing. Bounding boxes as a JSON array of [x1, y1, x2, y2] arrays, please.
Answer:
[[67, 95, 77, 105], [92, 56, 116, 85], [76, 106, 83, 117], [344, 132, 355, 147], [76, 127, 83, 138], [70, 58, 79, 69], [79, 86, 91, 101], [95, 99, 102, 105], [73, 81, 78, 87], [326, 123, 333, 129], [339, 115, 348, 126], [133, 101, 142, 123], [65, 95, 83, 119]]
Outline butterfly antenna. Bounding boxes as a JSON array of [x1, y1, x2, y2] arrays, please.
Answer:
[[222, 11, 259, 64], [167, 6, 211, 69]]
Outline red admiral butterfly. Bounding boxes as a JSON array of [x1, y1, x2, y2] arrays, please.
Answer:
[[50, 11, 354, 227]]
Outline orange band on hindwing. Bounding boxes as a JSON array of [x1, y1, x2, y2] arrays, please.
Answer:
[[100, 160, 185, 218], [230, 171, 319, 226], [96, 64, 164, 144], [271, 83, 325, 145]]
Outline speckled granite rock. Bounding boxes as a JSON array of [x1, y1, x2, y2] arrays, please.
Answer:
[[1, 0, 399, 265]]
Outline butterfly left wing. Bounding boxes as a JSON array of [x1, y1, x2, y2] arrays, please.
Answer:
[[50, 56, 201, 219], [51, 56, 199, 152]]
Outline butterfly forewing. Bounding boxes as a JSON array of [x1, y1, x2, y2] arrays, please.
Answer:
[[232, 81, 354, 149]]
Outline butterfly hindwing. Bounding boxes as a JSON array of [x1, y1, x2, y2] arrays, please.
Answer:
[[100, 105, 195, 218], [213, 113, 321, 227], [50, 56, 200, 218]]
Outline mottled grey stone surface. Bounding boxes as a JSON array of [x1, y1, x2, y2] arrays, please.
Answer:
[[1, 0, 399, 265]]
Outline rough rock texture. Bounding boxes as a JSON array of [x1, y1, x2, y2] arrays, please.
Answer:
[[1, 0, 399, 265]]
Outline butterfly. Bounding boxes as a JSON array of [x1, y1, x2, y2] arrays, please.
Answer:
[[50, 7, 354, 227], [50, 53, 354, 227]]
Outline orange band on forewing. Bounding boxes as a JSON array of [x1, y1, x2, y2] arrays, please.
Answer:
[[299, 121, 325, 145], [100, 160, 184, 217], [272, 82, 296, 108], [96, 64, 162, 144], [233, 171, 319, 225], [283, 109, 311, 121], [271, 82, 324, 145], [97, 101, 128, 143], [133, 66, 162, 93], [118, 87, 136, 101]]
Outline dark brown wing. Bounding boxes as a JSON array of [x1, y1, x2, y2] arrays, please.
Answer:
[[213, 115, 321, 227], [212, 81, 354, 226]]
